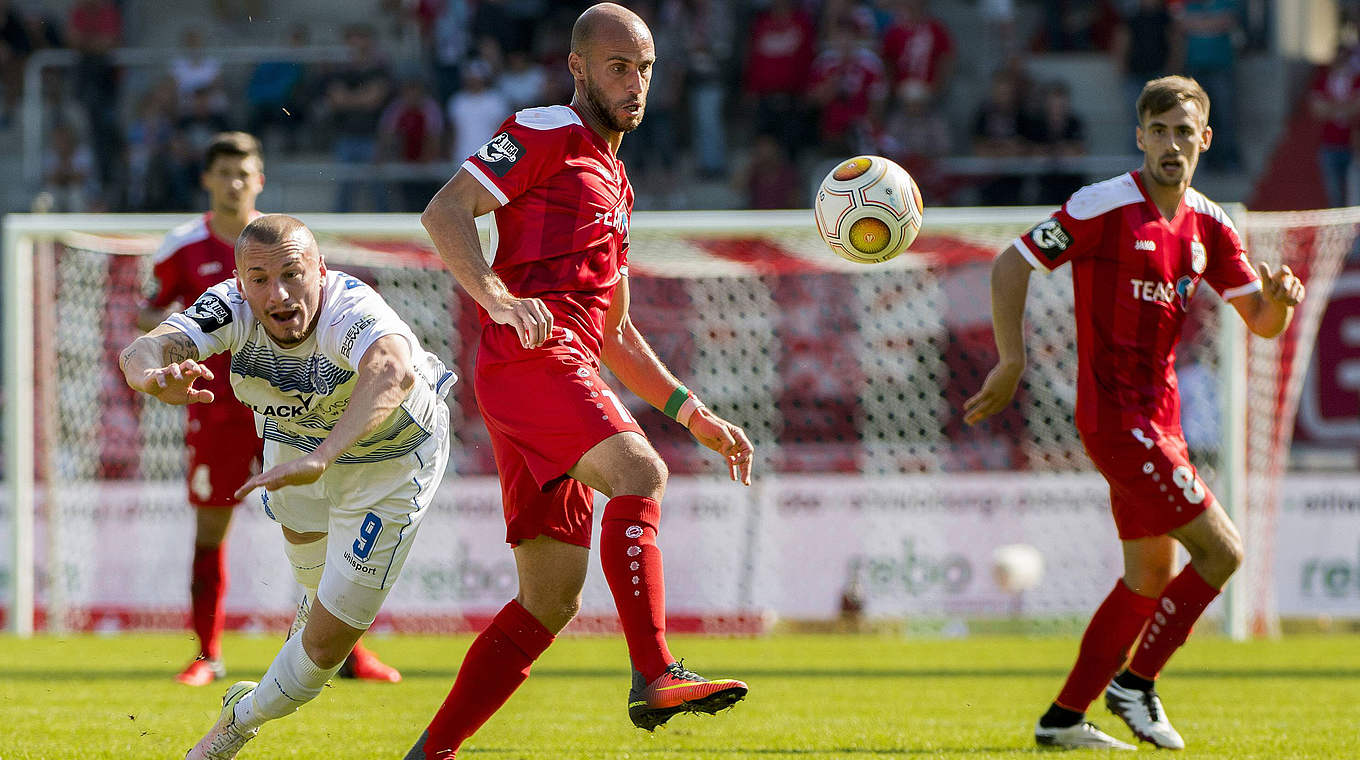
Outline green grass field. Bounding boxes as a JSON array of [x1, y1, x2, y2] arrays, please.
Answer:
[[1, 631, 1356, 759]]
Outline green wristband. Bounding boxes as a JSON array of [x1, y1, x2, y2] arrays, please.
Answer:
[[663, 386, 690, 420]]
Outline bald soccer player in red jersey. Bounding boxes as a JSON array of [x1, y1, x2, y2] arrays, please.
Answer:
[[966, 76, 1306, 751], [405, 4, 756, 758]]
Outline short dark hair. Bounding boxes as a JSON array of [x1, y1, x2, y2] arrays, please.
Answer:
[[203, 131, 263, 172], [1136, 76, 1210, 126]]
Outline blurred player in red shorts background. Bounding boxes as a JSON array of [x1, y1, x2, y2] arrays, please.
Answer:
[[139, 131, 399, 686], [405, 5, 755, 758]]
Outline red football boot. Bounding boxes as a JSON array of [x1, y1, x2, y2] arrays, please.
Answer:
[[628, 661, 748, 731], [176, 656, 226, 686], [338, 642, 402, 683]]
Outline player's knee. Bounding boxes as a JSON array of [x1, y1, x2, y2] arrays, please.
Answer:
[[519, 590, 580, 633], [1217, 532, 1245, 576], [615, 451, 667, 497]]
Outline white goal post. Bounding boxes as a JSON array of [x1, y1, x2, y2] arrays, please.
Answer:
[[3, 207, 1351, 639]]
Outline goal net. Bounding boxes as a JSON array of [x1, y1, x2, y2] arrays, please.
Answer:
[[1, 208, 1352, 637]]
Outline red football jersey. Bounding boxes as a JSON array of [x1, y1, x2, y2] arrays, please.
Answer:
[[1014, 171, 1260, 433], [461, 104, 632, 359], [146, 213, 254, 425]]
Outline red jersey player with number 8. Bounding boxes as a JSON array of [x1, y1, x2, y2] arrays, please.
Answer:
[[406, 4, 754, 758], [965, 76, 1306, 750]]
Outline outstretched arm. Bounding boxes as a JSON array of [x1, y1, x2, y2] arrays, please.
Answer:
[[422, 169, 556, 349], [1230, 262, 1304, 339], [233, 334, 415, 498], [964, 245, 1034, 426], [601, 277, 755, 485], [119, 324, 214, 405]]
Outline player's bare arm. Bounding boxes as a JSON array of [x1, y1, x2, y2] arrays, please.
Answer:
[[600, 276, 755, 485], [422, 169, 555, 349], [965, 245, 1034, 426], [1230, 262, 1305, 339], [119, 323, 215, 405], [136, 304, 172, 333], [233, 334, 415, 499]]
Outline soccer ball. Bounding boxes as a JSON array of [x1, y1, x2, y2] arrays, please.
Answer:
[[991, 543, 1045, 593], [814, 155, 924, 264]]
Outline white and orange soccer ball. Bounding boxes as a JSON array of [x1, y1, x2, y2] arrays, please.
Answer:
[[814, 155, 924, 264]]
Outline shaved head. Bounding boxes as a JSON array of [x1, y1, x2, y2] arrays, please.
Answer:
[[571, 2, 649, 56], [235, 214, 318, 264], [234, 214, 326, 347], [568, 2, 654, 139]]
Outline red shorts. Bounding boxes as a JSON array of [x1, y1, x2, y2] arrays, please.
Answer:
[[185, 404, 263, 508], [476, 326, 645, 548], [1081, 426, 1215, 540]]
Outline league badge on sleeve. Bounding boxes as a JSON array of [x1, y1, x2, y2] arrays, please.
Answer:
[[1029, 218, 1072, 260], [477, 132, 524, 178], [184, 292, 233, 333]]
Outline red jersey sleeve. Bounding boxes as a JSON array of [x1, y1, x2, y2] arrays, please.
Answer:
[[146, 251, 186, 310], [460, 113, 569, 207], [1201, 216, 1260, 300], [1012, 203, 1103, 273]]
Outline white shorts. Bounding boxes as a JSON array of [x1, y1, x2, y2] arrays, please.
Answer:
[[260, 403, 450, 598]]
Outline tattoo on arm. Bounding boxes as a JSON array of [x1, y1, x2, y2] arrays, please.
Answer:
[[162, 332, 200, 364], [118, 345, 139, 372]]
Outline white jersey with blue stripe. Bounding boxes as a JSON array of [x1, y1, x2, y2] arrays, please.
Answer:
[[166, 269, 455, 464]]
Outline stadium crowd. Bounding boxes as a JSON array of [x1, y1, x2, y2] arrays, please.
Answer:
[[4, 0, 1334, 215]]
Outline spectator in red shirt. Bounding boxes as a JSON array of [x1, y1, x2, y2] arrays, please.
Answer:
[[881, 0, 954, 105], [809, 13, 887, 155], [379, 77, 446, 211], [740, 133, 804, 209], [67, 0, 121, 199], [742, 0, 817, 158], [1310, 44, 1360, 207]]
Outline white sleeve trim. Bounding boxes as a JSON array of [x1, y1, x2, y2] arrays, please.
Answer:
[[1011, 236, 1048, 274], [1221, 280, 1262, 300], [462, 160, 510, 206]]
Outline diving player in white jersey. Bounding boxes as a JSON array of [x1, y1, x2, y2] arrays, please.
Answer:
[[119, 214, 454, 760]]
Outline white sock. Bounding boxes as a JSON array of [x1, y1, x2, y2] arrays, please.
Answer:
[[233, 633, 341, 732]]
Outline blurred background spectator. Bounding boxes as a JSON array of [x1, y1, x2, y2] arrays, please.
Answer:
[[170, 28, 228, 115], [809, 12, 887, 158], [324, 23, 392, 212], [2, 0, 1347, 215], [1022, 80, 1086, 205], [1174, 0, 1244, 171], [245, 24, 311, 154], [41, 122, 98, 212], [447, 58, 508, 165], [740, 132, 803, 209], [1310, 43, 1360, 208], [1111, 0, 1177, 110], [67, 0, 122, 204], [881, 0, 954, 107], [380, 76, 445, 212], [971, 68, 1027, 205], [742, 0, 816, 160]]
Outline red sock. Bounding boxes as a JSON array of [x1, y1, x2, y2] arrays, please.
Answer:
[[1055, 579, 1157, 712], [422, 600, 554, 759], [599, 495, 673, 682], [189, 544, 226, 660], [1128, 565, 1220, 680]]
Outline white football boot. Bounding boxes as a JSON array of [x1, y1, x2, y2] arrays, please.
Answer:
[[1034, 720, 1138, 750], [1105, 681, 1186, 749], [185, 680, 259, 760]]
